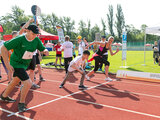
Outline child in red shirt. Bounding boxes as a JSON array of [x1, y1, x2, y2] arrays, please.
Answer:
[[54, 42, 62, 68]]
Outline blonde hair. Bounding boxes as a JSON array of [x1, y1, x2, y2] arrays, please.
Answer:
[[108, 36, 114, 41]]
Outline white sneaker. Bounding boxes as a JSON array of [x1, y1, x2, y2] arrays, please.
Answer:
[[105, 77, 113, 82], [85, 75, 90, 81]]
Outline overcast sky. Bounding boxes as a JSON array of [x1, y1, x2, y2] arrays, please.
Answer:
[[0, 0, 160, 30]]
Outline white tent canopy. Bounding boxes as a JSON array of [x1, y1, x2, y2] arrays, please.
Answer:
[[143, 26, 160, 65]]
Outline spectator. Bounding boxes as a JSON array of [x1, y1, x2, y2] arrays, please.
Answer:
[[61, 35, 73, 73], [54, 41, 62, 68], [153, 41, 159, 64]]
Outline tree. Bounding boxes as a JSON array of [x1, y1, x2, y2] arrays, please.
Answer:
[[101, 18, 106, 36], [62, 17, 75, 37], [78, 20, 88, 38], [141, 24, 148, 33], [87, 20, 91, 41], [91, 24, 100, 41], [115, 4, 125, 39], [0, 5, 30, 35], [107, 5, 114, 36]]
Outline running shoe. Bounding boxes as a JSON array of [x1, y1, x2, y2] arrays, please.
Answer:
[[85, 75, 90, 81], [0, 94, 16, 103], [59, 83, 64, 88], [40, 76, 45, 81], [105, 77, 113, 82], [79, 85, 88, 90], [31, 84, 40, 89], [18, 103, 27, 112], [98, 68, 102, 71]]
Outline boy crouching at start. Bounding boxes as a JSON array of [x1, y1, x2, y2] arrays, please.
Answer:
[[59, 50, 90, 90]]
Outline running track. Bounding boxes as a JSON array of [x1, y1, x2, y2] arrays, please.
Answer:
[[0, 68, 160, 120]]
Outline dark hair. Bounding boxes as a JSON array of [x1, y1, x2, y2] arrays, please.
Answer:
[[83, 50, 90, 55], [20, 22, 26, 27], [12, 31, 18, 36], [65, 35, 70, 41]]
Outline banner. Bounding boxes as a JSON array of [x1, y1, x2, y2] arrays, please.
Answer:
[[0, 24, 3, 33], [122, 31, 127, 60], [116, 70, 160, 82], [56, 26, 65, 43]]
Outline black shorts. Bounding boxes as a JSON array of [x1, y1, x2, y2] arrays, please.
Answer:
[[27, 55, 36, 70], [56, 54, 62, 57], [13, 68, 29, 81], [36, 53, 40, 65]]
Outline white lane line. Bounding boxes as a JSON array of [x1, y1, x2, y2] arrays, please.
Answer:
[[1, 79, 160, 100], [1, 83, 160, 119], [0, 108, 33, 120], [7, 81, 109, 117], [35, 79, 160, 99]]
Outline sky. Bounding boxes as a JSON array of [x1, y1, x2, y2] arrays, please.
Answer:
[[0, 0, 160, 30]]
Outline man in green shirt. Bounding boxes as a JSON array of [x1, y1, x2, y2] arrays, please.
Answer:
[[0, 24, 49, 112]]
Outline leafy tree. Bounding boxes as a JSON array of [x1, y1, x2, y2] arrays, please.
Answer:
[[78, 20, 88, 38], [115, 4, 125, 39], [90, 24, 100, 41], [107, 5, 114, 36], [101, 18, 106, 36]]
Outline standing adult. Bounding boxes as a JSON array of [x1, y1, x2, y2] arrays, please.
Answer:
[[0, 24, 49, 112], [152, 41, 159, 64], [54, 41, 62, 68], [98, 36, 108, 71], [61, 35, 73, 73], [78, 36, 85, 56]]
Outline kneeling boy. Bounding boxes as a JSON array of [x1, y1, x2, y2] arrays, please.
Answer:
[[59, 50, 90, 90]]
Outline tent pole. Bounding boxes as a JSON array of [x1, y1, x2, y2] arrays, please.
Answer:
[[144, 31, 147, 65]]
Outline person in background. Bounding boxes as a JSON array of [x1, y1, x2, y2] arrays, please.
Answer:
[[59, 50, 90, 89], [54, 41, 62, 68], [0, 38, 9, 80], [152, 41, 159, 64], [78, 36, 85, 56], [83, 37, 88, 47], [61, 35, 73, 73], [73, 44, 76, 58], [34, 50, 45, 81], [0, 24, 49, 112], [98, 36, 108, 71]]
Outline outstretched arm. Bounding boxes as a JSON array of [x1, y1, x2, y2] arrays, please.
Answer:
[[19, 19, 34, 35], [86, 41, 102, 49], [109, 46, 119, 56]]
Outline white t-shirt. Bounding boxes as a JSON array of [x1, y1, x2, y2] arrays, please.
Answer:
[[61, 41, 73, 58], [78, 41, 85, 55], [0, 40, 5, 54], [68, 56, 85, 72]]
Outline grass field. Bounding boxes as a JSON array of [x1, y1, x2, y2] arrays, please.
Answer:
[[41, 50, 160, 74]]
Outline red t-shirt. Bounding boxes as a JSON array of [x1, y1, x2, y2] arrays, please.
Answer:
[[54, 44, 62, 55]]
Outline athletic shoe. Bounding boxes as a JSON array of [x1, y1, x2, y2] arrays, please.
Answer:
[[85, 75, 90, 81], [0, 95, 16, 103], [59, 84, 64, 88], [105, 77, 113, 82], [98, 68, 102, 71], [0, 76, 2, 80], [79, 85, 88, 90], [18, 103, 27, 112], [31, 84, 40, 89], [40, 76, 45, 81]]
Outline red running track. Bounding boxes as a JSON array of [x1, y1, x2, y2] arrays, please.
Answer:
[[0, 68, 160, 120]]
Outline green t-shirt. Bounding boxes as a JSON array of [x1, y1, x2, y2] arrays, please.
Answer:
[[4, 35, 45, 69]]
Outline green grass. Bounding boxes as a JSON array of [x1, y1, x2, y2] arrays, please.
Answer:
[[41, 50, 159, 73]]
